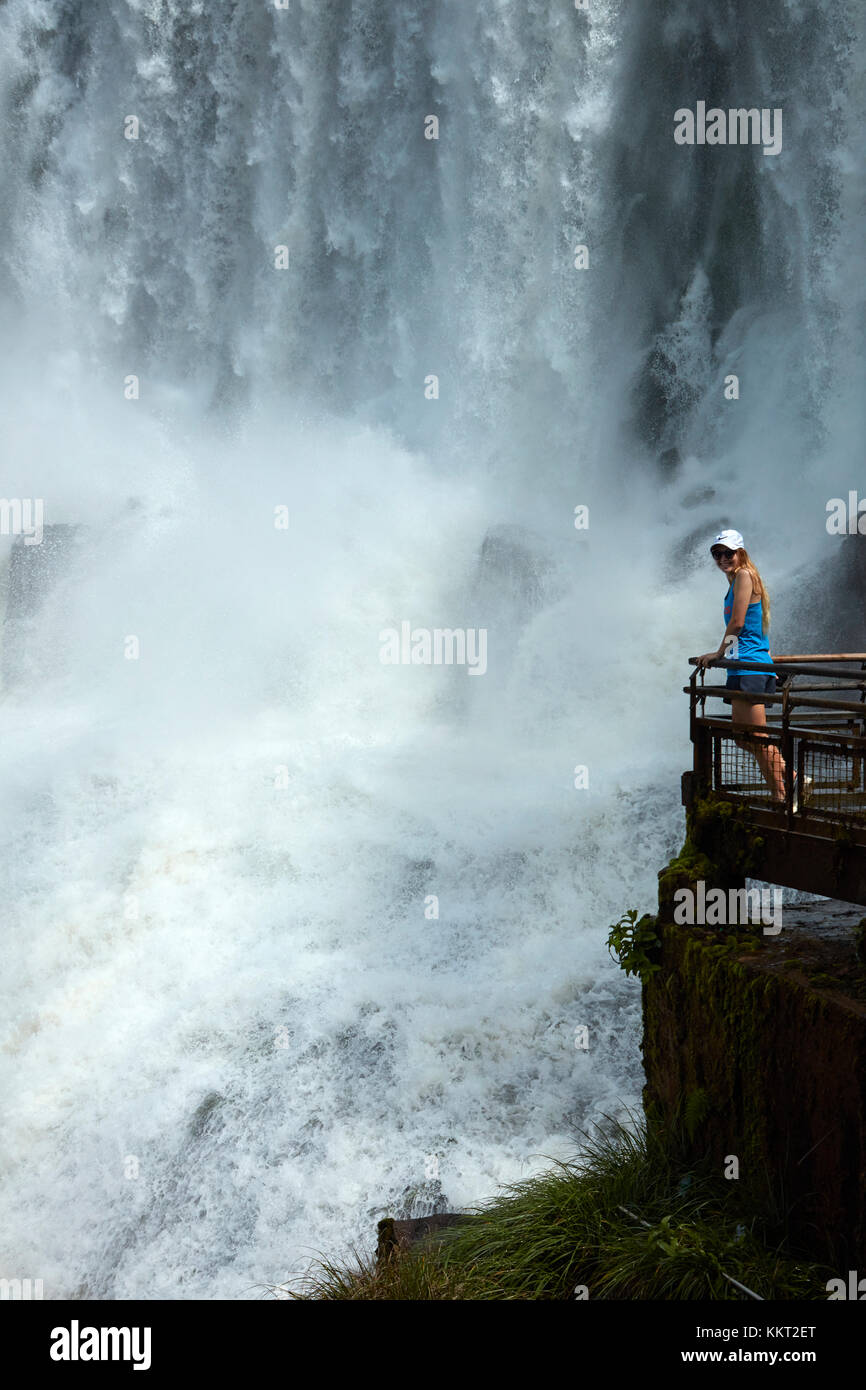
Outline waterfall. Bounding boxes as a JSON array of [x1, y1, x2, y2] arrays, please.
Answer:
[[0, 0, 862, 1296]]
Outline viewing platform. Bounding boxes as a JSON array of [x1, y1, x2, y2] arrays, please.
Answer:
[[682, 653, 866, 906]]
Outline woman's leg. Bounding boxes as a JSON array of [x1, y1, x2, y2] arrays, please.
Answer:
[[730, 695, 786, 801]]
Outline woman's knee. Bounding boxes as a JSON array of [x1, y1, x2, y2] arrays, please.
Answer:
[[732, 725, 769, 747]]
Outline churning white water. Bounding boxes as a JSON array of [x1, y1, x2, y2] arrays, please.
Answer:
[[0, 0, 863, 1297]]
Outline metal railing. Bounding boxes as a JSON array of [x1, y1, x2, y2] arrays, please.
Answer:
[[685, 654, 866, 831]]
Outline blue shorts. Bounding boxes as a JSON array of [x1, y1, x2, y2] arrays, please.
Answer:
[[725, 671, 776, 698]]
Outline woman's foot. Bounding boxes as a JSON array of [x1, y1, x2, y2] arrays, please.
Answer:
[[792, 773, 813, 813], [777, 772, 813, 812]]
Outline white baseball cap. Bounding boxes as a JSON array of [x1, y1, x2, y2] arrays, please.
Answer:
[[711, 529, 744, 551]]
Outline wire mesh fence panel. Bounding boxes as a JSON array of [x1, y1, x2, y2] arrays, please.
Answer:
[[714, 731, 783, 803], [799, 740, 866, 819], [709, 728, 866, 819]]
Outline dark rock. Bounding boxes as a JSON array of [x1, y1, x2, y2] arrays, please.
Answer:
[[473, 523, 557, 616], [680, 485, 715, 508], [774, 535, 866, 656], [376, 1213, 461, 1265]]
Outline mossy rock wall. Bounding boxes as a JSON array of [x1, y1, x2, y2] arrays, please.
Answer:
[[642, 909, 866, 1268]]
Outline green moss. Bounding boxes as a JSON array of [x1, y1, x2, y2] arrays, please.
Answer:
[[687, 794, 767, 880], [657, 840, 716, 925], [657, 794, 773, 933], [644, 925, 770, 1181], [684, 1087, 710, 1141], [664, 833, 716, 873]]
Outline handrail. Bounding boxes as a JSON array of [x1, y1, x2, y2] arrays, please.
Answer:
[[684, 687, 866, 716], [688, 657, 866, 681], [770, 654, 866, 663], [689, 654, 866, 663]]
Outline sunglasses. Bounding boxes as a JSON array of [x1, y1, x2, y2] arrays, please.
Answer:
[[711, 548, 735, 559]]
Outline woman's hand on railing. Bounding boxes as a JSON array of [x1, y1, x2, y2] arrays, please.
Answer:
[[696, 651, 721, 669]]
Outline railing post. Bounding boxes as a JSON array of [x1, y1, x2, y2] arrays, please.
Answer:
[[694, 722, 712, 798], [782, 679, 794, 823], [856, 661, 866, 792]]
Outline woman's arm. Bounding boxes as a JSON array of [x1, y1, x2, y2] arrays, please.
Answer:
[[697, 569, 752, 667]]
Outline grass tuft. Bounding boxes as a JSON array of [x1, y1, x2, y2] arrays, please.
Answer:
[[288, 1117, 832, 1300]]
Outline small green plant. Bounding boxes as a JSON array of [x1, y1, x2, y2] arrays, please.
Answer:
[[607, 909, 662, 982], [646, 1214, 696, 1259]]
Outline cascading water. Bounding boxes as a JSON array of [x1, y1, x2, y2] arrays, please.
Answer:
[[0, 0, 863, 1297]]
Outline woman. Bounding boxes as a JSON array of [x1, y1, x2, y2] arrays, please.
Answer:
[[697, 528, 787, 802]]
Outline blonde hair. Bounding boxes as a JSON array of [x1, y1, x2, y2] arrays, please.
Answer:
[[732, 547, 770, 635]]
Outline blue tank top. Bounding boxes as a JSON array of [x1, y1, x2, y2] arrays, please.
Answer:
[[724, 579, 771, 663]]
